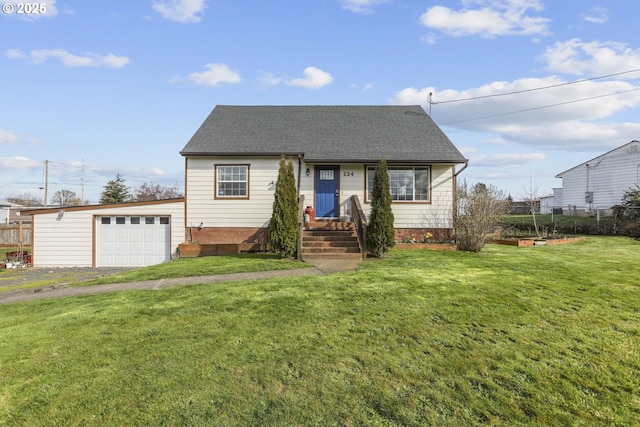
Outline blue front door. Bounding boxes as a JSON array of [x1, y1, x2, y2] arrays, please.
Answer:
[[315, 166, 339, 218]]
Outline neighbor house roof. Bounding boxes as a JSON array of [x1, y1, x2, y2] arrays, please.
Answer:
[[555, 140, 640, 178], [180, 105, 467, 164]]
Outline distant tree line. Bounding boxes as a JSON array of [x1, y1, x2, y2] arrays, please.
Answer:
[[99, 173, 183, 204], [5, 174, 183, 207]]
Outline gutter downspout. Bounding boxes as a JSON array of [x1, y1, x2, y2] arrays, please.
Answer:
[[452, 161, 468, 243], [297, 155, 303, 196], [454, 161, 469, 178], [297, 155, 303, 260]]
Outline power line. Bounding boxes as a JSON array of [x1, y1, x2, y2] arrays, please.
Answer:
[[429, 68, 640, 105], [441, 87, 640, 125]]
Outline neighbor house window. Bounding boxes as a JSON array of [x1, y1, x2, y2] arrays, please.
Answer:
[[215, 164, 249, 199], [366, 166, 430, 202]]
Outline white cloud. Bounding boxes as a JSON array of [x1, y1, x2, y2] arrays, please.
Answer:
[[340, 0, 387, 14], [0, 156, 42, 169], [541, 39, 640, 77], [0, 129, 39, 144], [350, 82, 375, 92], [582, 6, 608, 24], [391, 75, 640, 151], [471, 152, 546, 167], [5, 49, 130, 68], [420, 0, 549, 38], [286, 67, 333, 89], [258, 71, 283, 87], [187, 63, 243, 86], [0, 129, 22, 144], [152, 0, 206, 23]]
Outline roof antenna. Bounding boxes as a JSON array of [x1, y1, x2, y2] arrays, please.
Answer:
[[427, 92, 433, 117]]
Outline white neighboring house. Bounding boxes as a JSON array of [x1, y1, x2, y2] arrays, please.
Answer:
[[21, 199, 184, 268], [0, 200, 26, 224], [539, 195, 553, 214], [555, 140, 640, 215]]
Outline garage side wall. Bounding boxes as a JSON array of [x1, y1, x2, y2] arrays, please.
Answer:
[[31, 201, 185, 268], [32, 210, 95, 267]]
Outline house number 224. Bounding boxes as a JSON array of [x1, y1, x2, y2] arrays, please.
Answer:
[[343, 171, 354, 177]]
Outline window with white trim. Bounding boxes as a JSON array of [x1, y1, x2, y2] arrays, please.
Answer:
[[366, 166, 430, 202], [215, 165, 249, 199]]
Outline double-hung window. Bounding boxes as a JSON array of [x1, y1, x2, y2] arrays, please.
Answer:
[[366, 166, 430, 202], [215, 165, 249, 199]]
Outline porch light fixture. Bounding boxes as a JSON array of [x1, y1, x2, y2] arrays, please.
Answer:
[[306, 167, 310, 177]]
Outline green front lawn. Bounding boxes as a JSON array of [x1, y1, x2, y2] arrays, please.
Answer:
[[1, 237, 639, 426], [80, 253, 309, 286]]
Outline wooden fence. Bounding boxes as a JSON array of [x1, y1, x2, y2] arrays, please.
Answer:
[[0, 223, 32, 246]]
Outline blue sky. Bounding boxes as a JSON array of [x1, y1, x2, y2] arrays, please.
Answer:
[[2, 0, 640, 204]]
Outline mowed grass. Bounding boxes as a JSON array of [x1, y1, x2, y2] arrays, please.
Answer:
[[1, 237, 639, 426], [80, 252, 309, 286]]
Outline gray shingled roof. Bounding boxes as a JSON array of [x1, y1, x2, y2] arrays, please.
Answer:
[[180, 105, 467, 163]]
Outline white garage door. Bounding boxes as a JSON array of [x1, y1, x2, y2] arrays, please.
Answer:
[[97, 216, 171, 267]]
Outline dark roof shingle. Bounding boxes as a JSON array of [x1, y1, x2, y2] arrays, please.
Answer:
[[180, 105, 467, 163]]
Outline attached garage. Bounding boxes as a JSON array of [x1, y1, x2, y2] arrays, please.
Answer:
[[22, 199, 185, 268]]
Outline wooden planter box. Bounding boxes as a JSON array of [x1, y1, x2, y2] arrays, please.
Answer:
[[178, 243, 268, 258], [395, 243, 457, 251], [494, 237, 585, 247]]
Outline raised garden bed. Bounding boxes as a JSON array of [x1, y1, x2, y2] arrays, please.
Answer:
[[178, 243, 268, 258], [493, 236, 585, 247], [395, 242, 457, 251]]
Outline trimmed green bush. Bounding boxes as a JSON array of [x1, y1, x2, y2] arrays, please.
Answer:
[[269, 157, 299, 258], [367, 159, 395, 258]]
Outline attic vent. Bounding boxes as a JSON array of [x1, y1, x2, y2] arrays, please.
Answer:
[[629, 145, 639, 154]]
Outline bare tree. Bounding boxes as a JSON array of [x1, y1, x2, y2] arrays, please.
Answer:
[[6, 192, 43, 206], [520, 179, 541, 237], [456, 181, 510, 252], [132, 182, 183, 201], [51, 189, 79, 206]]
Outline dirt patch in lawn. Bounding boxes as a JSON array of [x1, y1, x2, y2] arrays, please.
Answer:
[[0, 267, 134, 295]]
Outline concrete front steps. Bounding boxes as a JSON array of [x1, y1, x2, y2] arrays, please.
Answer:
[[301, 221, 363, 259]]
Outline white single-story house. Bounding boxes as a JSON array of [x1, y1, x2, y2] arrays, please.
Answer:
[[555, 140, 640, 215], [181, 105, 467, 246], [21, 199, 184, 267], [20, 105, 467, 267]]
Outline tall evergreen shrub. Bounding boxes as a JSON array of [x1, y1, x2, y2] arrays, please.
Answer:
[[367, 159, 395, 258], [269, 157, 299, 258], [99, 173, 131, 204]]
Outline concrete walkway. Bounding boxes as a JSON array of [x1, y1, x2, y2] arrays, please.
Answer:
[[0, 258, 361, 305]]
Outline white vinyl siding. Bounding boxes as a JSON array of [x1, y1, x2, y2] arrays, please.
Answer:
[[30, 201, 184, 268], [187, 157, 292, 228], [300, 163, 456, 229], [558, 142, 640, 212], [186, 157, 456, 230], [31, 210, 95, 267]]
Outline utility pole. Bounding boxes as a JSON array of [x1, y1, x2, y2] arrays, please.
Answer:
[[43, 160, 49, 206], [81, 158, 85, 204]]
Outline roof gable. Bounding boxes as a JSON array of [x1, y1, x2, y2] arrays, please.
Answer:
[[180, 105, 467, 163], [556, 140, 640, 177]]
